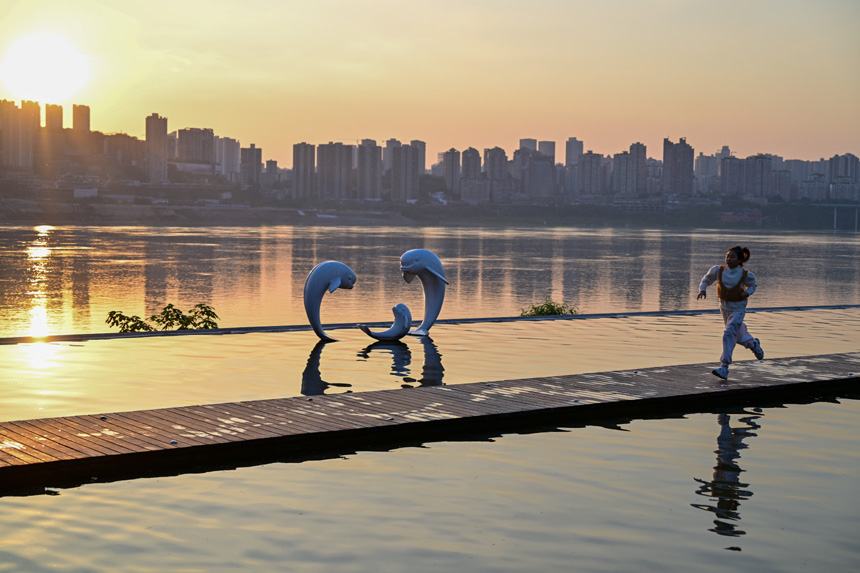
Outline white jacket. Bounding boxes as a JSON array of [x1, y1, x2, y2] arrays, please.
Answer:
[[699, 265, 757, 312]]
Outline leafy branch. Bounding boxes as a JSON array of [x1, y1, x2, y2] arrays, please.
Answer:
[[106, 303, 219, 333]]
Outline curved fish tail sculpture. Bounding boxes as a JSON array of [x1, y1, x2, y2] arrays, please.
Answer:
[[303, 260, 357, 341], [358, 303, 413, 341], [400, 249, 448, 336]]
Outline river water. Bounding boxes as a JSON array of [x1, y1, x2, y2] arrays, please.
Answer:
[[0, 224, 858, 571], [1, 224, 858, 337]]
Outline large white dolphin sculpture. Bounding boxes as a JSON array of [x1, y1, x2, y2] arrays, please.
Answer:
[[358, 303, 412, 341], [303, 260, 356, 342], [400, 249, 448, 336]]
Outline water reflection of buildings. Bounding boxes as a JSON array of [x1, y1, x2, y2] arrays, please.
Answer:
[[26, 225, 53, 337], [692, 411, 761, 539], [301, 337, 444, 396]]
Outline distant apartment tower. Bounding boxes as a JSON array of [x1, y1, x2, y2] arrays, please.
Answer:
[[357, 139, 382, 200], [178, 128, 216, 164], [629, 142, 647, 195], [45, 104, 63, 130], [317, 142, 353, 200], [72, 105, 90, 132], [519, 138, 537, 152], [391, 144, 420, 202], [145, 113, 169, 183], [293, 142, 315, 199], [662, 137, 694, 196], [578, 151, 605, 196], [565, 137, 583, 166], [461, 147, 481, 180], [0, 99, 36, 169], [612, 152, 636, 196], [538, 141, 555, 163], [410, 140, 426, 175], [240, 143, 263, 186], [383, 138, 401, 172], [216, 136, 241, 182], [483, 146, 510, 202], [442, 148, 461, 195]]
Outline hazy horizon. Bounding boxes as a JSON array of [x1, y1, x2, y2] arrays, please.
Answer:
[[2, 0, 858, 166]]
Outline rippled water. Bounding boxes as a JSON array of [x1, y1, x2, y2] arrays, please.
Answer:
[[1, 398, 857, 572], [1, 224, 858, 570], [0, 224, 858, 337]]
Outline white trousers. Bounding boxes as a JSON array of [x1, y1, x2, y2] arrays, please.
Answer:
[[720, 309, 755, 366]]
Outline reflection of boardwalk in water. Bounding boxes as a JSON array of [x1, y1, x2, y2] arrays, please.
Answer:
[[692, 411, 761, 538]]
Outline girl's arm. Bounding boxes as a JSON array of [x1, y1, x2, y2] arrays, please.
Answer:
[[697, 265, 720, 299], [743, 270, 757, 298]]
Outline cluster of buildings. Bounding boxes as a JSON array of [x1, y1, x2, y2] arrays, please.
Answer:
[[1, 98, 858, 206]]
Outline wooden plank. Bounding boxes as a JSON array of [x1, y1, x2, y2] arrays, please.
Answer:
[[0, 352, 857, 480]]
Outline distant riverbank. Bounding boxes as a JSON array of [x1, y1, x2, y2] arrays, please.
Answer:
[[0, 198, 855, 230]]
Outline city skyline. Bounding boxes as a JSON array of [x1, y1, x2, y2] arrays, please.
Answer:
[[1, 1, 858, 166]]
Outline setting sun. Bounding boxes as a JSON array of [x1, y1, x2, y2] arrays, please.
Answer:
[[0, 32, 89, 104]]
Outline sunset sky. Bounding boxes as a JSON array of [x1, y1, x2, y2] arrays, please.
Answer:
[[1, 0, 858, 166]]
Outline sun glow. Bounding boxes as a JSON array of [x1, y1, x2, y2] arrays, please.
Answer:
[[0, 33, 90, 104]]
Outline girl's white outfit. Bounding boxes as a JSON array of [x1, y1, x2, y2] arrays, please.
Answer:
[[699, 265, 757, 366]]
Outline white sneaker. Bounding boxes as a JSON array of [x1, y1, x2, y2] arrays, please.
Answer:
[[712, 366, 729, 380], [751, 338, 764, 360]]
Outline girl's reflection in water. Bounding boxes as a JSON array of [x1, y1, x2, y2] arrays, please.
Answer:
[[692, 411, 761, 538], [301, 337, 445, 396]]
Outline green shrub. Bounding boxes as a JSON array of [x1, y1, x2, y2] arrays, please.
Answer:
[[520, 297, 578, 317], [106, 303, 219, 333]]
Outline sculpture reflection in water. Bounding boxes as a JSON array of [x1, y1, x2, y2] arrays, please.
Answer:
[[300, 341, 353, 396], [691, 411, 762, 540], [300, 337, 445, 396], [357, 336, 444, 388]]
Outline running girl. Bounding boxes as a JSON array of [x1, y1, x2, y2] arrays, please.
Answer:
[[697, 245, 764, 380]]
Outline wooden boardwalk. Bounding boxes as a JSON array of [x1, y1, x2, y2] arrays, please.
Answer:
[[1, 352, 858, 494]]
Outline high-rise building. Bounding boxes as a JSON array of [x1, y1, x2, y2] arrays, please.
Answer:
[[0, 100, 35, 169], [410, 140, 426, 175], [391, 144, 419, 202], [317, 142, 353, 200], [442, 148, 461, 195], [662, 137, 694, 196], [357, 139, 382, 200], [240, 143, 263, 186], [743, 154, 773, 199], [519, 138, 537, 152], [216, 136, 241, 182], [565, 137, 583, 166], [461, 147, 481, 180], [72, 105, 90, 133], [578, 151, 605, 196], [612, 152, 636, 196], [145, 113, 168, 183], [538, 141, 555, 163], [178, 128, 216, 164], [45, 104, 63, 131], [629, 142, 647, 195], [293, 142, 315, 199], [383, 138, 401, 172], [483, 146, 510, 203]]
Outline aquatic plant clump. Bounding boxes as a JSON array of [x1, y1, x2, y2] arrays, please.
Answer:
[[106, 303, 219, 333], [520, 297, 578, 317]]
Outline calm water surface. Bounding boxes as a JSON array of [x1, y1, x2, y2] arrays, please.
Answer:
[[1, 224, 858, 571], [0, 398, 857, 572], [1, 225, 858, 337]]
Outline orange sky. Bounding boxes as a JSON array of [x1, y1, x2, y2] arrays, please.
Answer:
[[1, 0, 858, 166]]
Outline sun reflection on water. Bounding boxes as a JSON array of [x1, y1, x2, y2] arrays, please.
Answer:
[[26, 225, 54, 338]]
